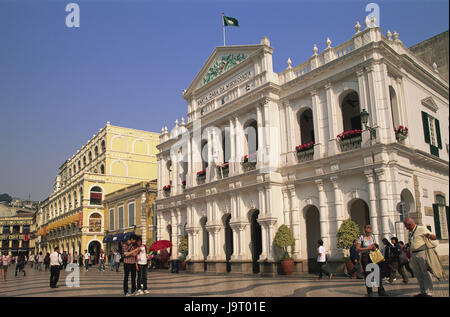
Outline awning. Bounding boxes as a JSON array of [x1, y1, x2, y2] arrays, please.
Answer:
[[103, 235, 112, 243], [111, 233, 124, 242], [122, 232, 135, 242]]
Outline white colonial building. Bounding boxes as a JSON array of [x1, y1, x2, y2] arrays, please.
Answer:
[[156, 19, 449, 275]]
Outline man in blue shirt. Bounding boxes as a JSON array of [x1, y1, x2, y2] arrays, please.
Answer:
[[347, 240, 363, 279]]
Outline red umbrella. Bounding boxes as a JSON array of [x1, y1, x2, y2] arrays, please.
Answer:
[[148, 240, 172, 252]]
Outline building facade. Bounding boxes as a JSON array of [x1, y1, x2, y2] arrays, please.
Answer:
[[156, 21, 449, 275], [103, 180, 157, 255], [0, 202, 36, 256], [37, 122, 159, 261]]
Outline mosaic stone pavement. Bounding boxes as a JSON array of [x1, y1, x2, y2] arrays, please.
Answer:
[[0, 264, 448, 297]]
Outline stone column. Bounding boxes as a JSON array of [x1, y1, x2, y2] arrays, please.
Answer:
[[234, 117, 243, 174], [285, 102, 297, 164], [282, 188, 290, 226], [256, 104, 264, 165], [229, 118, 236, 176], [315, 179, 330, 251], [311, 90, 324, 159], [170, 209, 178, 257], [364, 170, 380, 243], [288, 185, 301, 259], [325, 83, 339, 156], [375, 168, 391, 239], [330, 176, 344, 229]]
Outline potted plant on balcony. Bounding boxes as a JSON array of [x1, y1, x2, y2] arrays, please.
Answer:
[[295, 141, 315, 161], [196, 170, 206, 183], [394, 126, 408, 142], [336, 219, 360, 277], [241, 153, 257, 171], [337, 129, 362, 151], [273, 224, 296, 275], [163, 184, 171, 195], [216, 162, 229, 178], [178, 235, 188, 270], [182, 180, 186, 189]]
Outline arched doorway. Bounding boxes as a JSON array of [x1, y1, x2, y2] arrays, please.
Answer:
[[250, 210, 262, 274], [349, 199, 370, 234], [88, 240, 101, 265], [305, 205, 320, 273], [223, 214, 233, 272], [244, 120, 258, 157], [200, 217, 209, 272], [298, 108, 315, 145]]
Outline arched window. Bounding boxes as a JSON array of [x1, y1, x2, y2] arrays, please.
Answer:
[[83, 156, 86, 167], [94, 146, 99, 157], [68, 194, 72, 210], [298, 108, 315, 145], [88, 213, 102, 232], [78, 161, 81, 171], [74, 190, 78, 208], [389, 86, 400, 130], [100, 164, 105, 174], [101, 140, 106, 152], [88, 151, 92, 162], [341, 91, 361, 132], [89, 186, 102, 205], [201, 141, 208, 170], [73, 164, 76, 174], [244, 120, 258, 157]]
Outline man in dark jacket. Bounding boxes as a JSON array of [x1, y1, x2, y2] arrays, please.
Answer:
[[15, 252, 26, 277], [347, 240, 363, 279]]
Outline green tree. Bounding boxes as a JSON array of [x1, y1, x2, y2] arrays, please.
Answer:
[[273, 225, 295, 260], [336, 219, 360, 252], [178, 235, 188, 261], [0, 193, 12, 203]]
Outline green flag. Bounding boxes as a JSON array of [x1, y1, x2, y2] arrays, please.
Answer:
[[223, 16, 239, 27]]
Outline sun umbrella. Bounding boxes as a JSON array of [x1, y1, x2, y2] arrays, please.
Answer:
[[149, 240, 172, 252]]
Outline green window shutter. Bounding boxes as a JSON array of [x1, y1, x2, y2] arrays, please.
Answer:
[[446, 206, 449, 234], [433, 204, 442, 240], [435, 119, 442, 149], [421, 111, 430, 144], [430, 144, 440, 158]]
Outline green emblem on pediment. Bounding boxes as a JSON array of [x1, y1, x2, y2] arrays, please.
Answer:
[[202, 53, 247, 86]]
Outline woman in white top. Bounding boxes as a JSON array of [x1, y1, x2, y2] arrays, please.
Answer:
[[1, 253, 10, 281], [136, 236, 149, 295], [317, 239, 332, 280]]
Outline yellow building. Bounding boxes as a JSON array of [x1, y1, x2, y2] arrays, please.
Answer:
[[103, 180, 157, 255], [37, 122, 159, 261]]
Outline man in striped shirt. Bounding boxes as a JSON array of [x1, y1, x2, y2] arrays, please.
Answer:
[[122, 234, 139, 296]]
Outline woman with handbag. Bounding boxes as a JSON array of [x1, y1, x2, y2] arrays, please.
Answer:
[[356, 224, 388, 297]]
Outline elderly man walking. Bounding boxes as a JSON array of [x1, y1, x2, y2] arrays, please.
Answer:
[[403, 217, 446, 297]]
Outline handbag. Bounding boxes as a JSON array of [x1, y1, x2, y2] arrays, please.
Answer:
[[369, 249, 385, 264]]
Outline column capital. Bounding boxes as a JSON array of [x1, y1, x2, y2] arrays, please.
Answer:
[[356, 69, 365, 77], [324, 82, 333, 90], [330, 175, 339, 187], [310, 89, 318, 97], [315, 179, 324, 191], [287, 184, 296, 194], [374, 168, 386, 180], [259, 97, 270, 106], [364, 169, 375, 181]]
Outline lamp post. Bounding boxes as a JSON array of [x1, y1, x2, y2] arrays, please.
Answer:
[[360, 109, 376, 140]]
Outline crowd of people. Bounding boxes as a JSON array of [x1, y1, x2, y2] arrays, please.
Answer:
[[0, 217, 446, 297]]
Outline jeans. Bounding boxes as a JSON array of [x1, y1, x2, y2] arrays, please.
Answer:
[[37, 263, 42, 271], [116, 262, 120, 272], [85, 259, 89, 271], [50, 265, 60, 287], [348, 261, 362, 277], [361, 253, 385, 295], [110, 261, 115, 271], [123, 263, 137, 295], [98, 259, 105, 271], [137, 264, 148, 290], [318, 262, 330, 278], [171, 260, 180, 273]]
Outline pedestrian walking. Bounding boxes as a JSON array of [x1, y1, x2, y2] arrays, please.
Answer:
[[78, 253, 83, 267], [83, 250, 90, 271], [347, 240, 363, 279], [356, 224, 388, 297], [316, 239, 332, 280], [62, 251, 68, 269], [49, 247, 62, 288], [381, 238, 394, 281], [1, 252, 10, 281], [34, 254, 39, 270], [136, 236, 149, 295], [108, 251, 114, 271], [15, 252, 26, 277], [37, 252, 44, 272], [73, 252, 78, 265], [122, 234, 139, 296], [390, 237, 409, 284], [114, 250, 121, 272], [403, 218, 446, 297], [28, 254, 34, 269], [98, 249, 106, 272], [44, 252, 50, 272], [68, 253, 73, 265]]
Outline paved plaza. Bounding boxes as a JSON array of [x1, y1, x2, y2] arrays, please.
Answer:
[[0, 264, 448, 297]]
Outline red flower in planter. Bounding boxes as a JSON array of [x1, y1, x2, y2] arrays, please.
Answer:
[[394, 125, 408, 135], [337, 129, 362, 141], [295, 141, 315, 152], [217, 162, 229, 168], [196, 170, 206, 176], [163, 184, 171, 191]]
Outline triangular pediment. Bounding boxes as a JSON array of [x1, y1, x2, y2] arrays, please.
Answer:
[[421, 96, 439, 112], [185, 44, 266, 96]]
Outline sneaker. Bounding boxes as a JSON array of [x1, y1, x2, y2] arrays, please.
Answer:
[[144, 290, 150, 294], [125, 293, 132, 297], [136, 290, 144, 296], [328, 273, 333, 280]]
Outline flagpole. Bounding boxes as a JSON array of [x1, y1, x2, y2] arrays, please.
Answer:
[[222, 12, 226, 46]]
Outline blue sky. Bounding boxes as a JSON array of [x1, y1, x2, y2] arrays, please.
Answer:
[[0, 0, 448, 201]]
